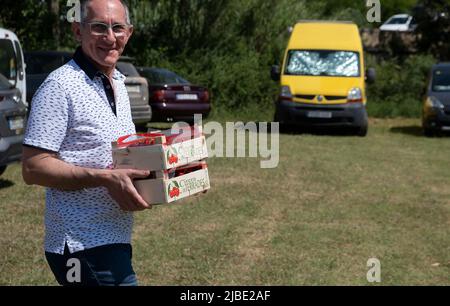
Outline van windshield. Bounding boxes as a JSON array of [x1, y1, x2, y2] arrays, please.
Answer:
[[432, 70, 450, 92], [285, 50, 360, 77], [0, 39, 17, 85]]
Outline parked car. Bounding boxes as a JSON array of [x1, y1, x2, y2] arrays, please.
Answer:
[[271, 21, 375, 136], [24, 51, 151, 126], [115, 57, 152, 126], [0, 28, 27, 176], [137, 67, 211, 123], [0, 73, 27, 176], [380, 14, 417, 32], [422, 63, 450, 136], [24, 51, 72, 104]]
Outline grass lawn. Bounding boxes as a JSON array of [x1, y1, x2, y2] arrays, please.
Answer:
[[0, 118, 448, 285]]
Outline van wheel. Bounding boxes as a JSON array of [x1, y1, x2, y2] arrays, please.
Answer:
[[273, 110, 280, 123], [0, 166, 6, 176], [274, 111, 284, 131], [356, 125, 368, 137]]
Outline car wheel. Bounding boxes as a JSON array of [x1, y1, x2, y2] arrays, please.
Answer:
[[0, 165, 7, 176], [424, 127, 435, 137]]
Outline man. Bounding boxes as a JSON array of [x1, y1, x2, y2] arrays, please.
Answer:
[[22, 0, 150, 286]]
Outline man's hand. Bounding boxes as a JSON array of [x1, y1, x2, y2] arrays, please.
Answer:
[[101, 169, 152, 211], [22, 145, 152, 212]]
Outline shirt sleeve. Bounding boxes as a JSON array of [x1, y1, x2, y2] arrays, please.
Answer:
[[23, 79, 69, 152]]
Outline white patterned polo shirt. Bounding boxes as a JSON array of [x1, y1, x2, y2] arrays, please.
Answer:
[[24, 48, 136, 254]]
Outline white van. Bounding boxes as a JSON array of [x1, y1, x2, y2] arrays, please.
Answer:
[[0, 28, 26, 105], [0, 28, 27, 176]]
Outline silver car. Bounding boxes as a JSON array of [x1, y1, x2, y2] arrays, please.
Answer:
[[116, 58, 152, 127]]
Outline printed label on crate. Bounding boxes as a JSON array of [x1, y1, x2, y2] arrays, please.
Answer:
[[165, 137, 207, 168], [166, 169, 210, 202]]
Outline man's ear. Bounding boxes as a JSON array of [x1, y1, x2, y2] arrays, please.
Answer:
[[72, 22, 82, 42], [127, 25, 134, 39]]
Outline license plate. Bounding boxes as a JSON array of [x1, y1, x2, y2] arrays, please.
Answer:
[[307, 111, 332, 119], [126, 85, 140, 93], [176, 94, 198, 100], [8, 117, 24, 130]]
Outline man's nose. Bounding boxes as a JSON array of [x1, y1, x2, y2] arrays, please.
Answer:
[[105, 27, 117, 42]]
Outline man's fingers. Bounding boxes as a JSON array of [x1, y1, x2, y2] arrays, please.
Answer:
[[130, 189, 151, 209], [129, 169, 151, 179]]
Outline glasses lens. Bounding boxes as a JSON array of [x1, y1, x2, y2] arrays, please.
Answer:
[[90, 23, 108, 35], [112, 24, 127, 33]]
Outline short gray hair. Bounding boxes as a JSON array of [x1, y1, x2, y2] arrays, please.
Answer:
[[80, 0, 131, 24]]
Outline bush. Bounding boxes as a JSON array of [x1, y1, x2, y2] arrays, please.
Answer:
[[366, 54, 436, 118]]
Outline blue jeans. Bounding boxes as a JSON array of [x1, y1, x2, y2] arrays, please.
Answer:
[[45, 243, 138, 286]]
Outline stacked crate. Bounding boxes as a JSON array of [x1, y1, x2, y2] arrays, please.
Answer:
[[112, 125, 210, 205]]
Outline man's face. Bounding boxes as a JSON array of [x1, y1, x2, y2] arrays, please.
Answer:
[[73, 0, 133, 70]]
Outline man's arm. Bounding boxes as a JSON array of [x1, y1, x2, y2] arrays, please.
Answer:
[[22, 145, 151, 211]]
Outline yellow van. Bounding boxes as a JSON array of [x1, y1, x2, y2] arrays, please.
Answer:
[[271, 21, 375, 136]]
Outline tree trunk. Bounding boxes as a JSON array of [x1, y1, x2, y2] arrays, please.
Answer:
[[47, 0, 60, 48]]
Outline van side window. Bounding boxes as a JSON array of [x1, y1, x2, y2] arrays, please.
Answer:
[[0, 39, 17, 84]]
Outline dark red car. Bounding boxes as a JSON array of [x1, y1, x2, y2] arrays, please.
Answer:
[[137, 67, 211, 123]]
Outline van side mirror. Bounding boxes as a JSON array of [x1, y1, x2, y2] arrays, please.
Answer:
[[271, 65, 281, 81], [365, 68, 376, 84]]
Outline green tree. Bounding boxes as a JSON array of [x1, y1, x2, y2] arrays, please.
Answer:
[[412, 0, 450, 60]]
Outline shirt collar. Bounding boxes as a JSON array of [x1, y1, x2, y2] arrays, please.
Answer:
[[72, 46, 125, 81]]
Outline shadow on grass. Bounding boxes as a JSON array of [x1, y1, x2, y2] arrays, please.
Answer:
[[278, 125, 359, 137], [389, 125, 424, 137], [0, 179, 14, 189], [139, 121, 359, 136]]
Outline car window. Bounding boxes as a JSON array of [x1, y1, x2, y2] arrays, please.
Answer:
[[116, 62, 140, 77], [140, 68, 189, 84], [386, 17, 409, 25], [432, 70, 450, 92], [25, 53, 71, 74], [138, 69, 160, 83]]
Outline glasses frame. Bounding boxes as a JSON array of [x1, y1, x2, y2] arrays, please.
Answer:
[[82, 21, 133, 38]]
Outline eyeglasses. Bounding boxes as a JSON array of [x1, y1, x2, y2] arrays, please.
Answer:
[[83, 22, 132, 38]]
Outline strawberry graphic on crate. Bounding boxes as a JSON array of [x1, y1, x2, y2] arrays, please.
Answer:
[[168, 181, 181, 199]]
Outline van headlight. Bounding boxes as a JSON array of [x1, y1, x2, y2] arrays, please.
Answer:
[[425, 96, 444, 109], [12, 93, 21, 103], [279, 86, 293, 101], [347, 87, 363, 103]]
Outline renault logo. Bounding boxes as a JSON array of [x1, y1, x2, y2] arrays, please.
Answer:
[[317, 95, 324, 102]]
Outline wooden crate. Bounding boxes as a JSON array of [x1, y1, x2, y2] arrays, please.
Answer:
[[133, 162, 210, 205]]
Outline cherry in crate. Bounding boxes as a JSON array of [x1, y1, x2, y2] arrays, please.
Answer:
[[116, 125, 202, 149]]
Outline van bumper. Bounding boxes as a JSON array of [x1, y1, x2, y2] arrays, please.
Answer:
[[275, 100, 368, 128]]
